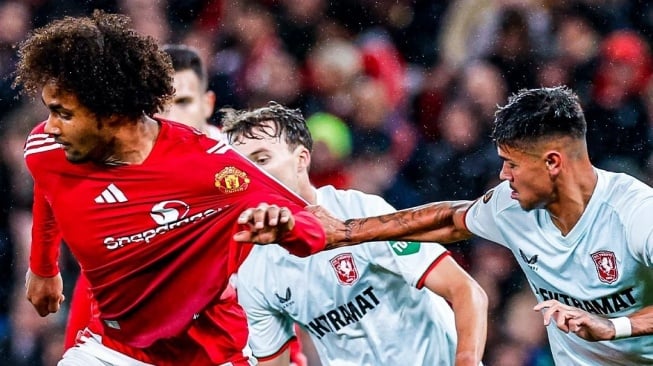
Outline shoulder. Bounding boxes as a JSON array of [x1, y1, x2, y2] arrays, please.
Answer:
[[473, 181, 520, 214], [317, 186, 395, 216], [24, 121, 63, 163], [598, 169, 653, 202], [237, 246, 287, 282], [597, 169, 653, 222], [158, 118, 233, 154]]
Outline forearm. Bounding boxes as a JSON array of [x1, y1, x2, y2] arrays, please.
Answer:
[[450, 283, 488, 366], [626, 306, 653, 337], [30, 186, 61, 276], [342, 201, 473, 244]]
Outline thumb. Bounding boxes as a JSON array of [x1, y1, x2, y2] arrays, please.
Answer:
[[233, 231, 253, 243]]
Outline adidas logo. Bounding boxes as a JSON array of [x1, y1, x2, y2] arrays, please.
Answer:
[[95, 183, 128, 203]]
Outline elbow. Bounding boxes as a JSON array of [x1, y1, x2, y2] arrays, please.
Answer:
[[469, 280, 489, 313]]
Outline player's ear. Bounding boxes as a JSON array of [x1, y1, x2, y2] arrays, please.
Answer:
[[203, 90, 216, 120], [296, 146, 311, 173], [544, 151, 561, 173]]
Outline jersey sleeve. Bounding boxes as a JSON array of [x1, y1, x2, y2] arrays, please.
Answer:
[[624, 196, 653, 266], [367, 240, 449, 288], [29, 182, 61, 277], [277, 209, 326, 257], [236, 258, 296, 358], [464, 182, 510, 244]]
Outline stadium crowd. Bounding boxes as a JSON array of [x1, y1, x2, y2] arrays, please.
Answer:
[[1, 0, 653, 365]]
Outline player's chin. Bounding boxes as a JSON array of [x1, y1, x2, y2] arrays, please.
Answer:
[[64, 150, 88, 164], [517, 198, 539, 211]]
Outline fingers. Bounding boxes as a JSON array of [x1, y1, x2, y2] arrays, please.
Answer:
[[237, 203, 290, 228], [25, 271, 64, 317], [28, 294, 63, 317], [534, 299, 580, 333], [233, 230, 253, 243]]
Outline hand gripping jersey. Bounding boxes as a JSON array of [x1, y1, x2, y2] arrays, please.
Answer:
[[24, 120, 325, 356], [237, 186, 458, 366], [466, 169, 653, 365]]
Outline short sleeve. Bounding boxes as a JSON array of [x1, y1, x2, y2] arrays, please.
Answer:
[[465, 182, 510, 244], [366, 240, 449, 288], [236, 261, 295, 357], [625, 197, 653, 266]]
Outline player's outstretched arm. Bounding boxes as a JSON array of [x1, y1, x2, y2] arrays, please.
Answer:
[[307, 200, 475, 248], [534, 299, 653, 341], [423, 256, 488, 366]]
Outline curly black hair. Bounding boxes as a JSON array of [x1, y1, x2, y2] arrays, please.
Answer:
[[221, 102, 313, 152], [14, 10, 174, 120]]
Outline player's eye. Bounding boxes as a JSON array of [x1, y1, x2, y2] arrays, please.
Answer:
[[57, 111, 73, 120], [174, 97, 192, 106]]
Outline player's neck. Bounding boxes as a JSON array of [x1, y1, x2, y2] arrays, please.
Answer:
[[102, 115, 160, 166], [547, 163, 597, 236], [298, 180, 317, 205]]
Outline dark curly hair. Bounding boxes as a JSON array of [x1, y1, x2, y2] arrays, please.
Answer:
[[14, 10, 174, 120], [221, 102, 313, 152]]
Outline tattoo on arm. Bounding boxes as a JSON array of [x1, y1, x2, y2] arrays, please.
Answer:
[[344, 219, 354, 242]]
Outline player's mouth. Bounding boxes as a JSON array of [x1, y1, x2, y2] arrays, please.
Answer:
[[510, 186, 519, 199]]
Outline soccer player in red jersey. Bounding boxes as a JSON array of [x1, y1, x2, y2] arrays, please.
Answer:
[[17, 11, 325, 366]]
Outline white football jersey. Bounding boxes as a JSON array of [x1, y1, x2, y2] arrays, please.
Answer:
[[466, 168, 653, 365], [237, 186, 459, 365]]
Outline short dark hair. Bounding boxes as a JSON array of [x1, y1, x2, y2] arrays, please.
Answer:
[[221, 102, 313, 152], [161, 44, 208, 90], [14, 10, 174, 120], [492, 86, 587, 149]]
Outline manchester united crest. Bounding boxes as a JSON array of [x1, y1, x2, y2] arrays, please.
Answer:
[[591, 250, 618, 284], [215, 166, 250, 193], [330, 253, 359, 286]]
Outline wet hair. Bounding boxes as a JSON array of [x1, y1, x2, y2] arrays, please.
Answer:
[[221, 102, 313, 152], [492, 86, 587, 149], [14, 10, 174, 120], [161, 44, 208, 91]]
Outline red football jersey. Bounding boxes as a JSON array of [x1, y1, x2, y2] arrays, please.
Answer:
[[24, 120, 325, 354]]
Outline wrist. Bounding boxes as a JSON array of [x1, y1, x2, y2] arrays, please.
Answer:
[[341, 219, 355, 243], [28, 266, 60, 278], [609, 316, 632, 339]]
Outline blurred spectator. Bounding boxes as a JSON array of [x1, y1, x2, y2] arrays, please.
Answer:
[[459, 60, 507, 129], [585, 30, 653, 176], [306, 112, 352, 189], [484, 6, 538, 92], [410, 100, 501, 202], [0, 1, 31, 120], [552, 10, 601, 102], [303, 39, 363, 118]]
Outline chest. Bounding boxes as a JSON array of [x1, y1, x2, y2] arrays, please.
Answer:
[[264, 250, 408, 322], [503, 213, 653, 314], [38, 154, 245, 263]]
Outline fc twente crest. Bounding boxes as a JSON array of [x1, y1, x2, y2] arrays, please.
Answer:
[[330, 253, 359, 286], [591, 250, 618, 284]]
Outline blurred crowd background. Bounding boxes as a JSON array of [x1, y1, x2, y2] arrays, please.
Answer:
[[1, 0, 653, 365]]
